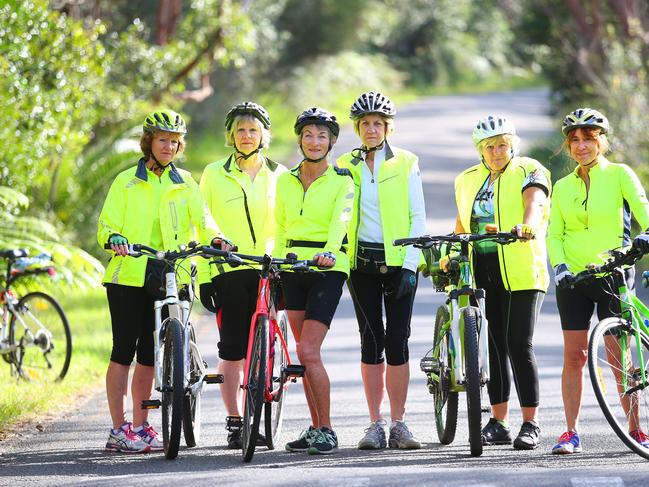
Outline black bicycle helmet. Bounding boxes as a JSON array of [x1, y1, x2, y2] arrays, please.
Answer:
[[225, 101, 271, 131], [350, 91, 396, 120], [294, 107, 340, 137]]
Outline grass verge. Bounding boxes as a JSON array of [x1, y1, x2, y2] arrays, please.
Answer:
[[0, 288, 110, 437]]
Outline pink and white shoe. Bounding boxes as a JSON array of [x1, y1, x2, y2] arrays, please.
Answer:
[[105, 422, 151, 453], [135, 422, 164, 451]]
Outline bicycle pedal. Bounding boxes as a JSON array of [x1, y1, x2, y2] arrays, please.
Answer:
[[141, 399, 161, 410], [481, 407, 490, 413], [282, 364, 306, 378], [204, 373, 224, 384]]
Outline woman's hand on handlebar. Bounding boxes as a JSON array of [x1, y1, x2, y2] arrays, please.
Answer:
[[313, 251, 336, 269], [512, 223, 535, 241], [108, 234, 129, 256]]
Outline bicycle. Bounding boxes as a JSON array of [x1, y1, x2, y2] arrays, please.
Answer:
[[106, 242, 224, 459], [567, 245, 649, 459], [0, 249, 71, 382], [394, 232, 521, 457], [207, 250, 317, 462]]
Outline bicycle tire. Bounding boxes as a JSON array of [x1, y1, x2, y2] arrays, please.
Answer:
[[264, 311, 288, 449], [432, 304, 458, 444], [161, 318, 184, 460], [182, 324, 202, 448], [9, 292, 72, 382], [242, 315, 268, 462], [463, 307, 483, 457], [588, 317, 649, 460]]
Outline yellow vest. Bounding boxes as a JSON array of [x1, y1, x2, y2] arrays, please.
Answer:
[[198, 155, 286, 283], [336, 142, 419, 268], [454, 156, 551, 292], [97, 159, 220, 286]]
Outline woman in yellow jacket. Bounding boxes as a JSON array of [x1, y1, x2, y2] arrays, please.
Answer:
[[454, 115, 550, 450], [337, 91, 426, 451], [98, 109, 221, 453], [197, 102, 285, 448], [277, 108, 354, 455]]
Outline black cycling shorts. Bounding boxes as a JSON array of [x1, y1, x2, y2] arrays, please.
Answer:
[[105, 283, 157, 366], [556, 268, 635, 331], [281, 271, 346, 327]]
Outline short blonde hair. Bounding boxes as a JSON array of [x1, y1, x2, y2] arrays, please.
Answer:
[[353, 115, 395, 138], [477, 133, 520, 157], [140, 130, 186, 159], [225, 114, 271, 149], [562, 127, 609, 157]]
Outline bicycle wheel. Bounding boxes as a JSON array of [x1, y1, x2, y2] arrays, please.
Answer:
[[588, 317, 649, 460], [242, 315, 268, 462], [161, 318, 184, 460], [182, 324, 202, 448], [9, 292, 72, 382], [432, 304, 458, 444], [463, 307, 483, 457], [264, 311, 288, 449]]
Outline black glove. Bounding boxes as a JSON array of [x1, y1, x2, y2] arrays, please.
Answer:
[[633, 232, 649, 254], [553, 263, 575, 289], [199, 282, 219, 313], [395, 269, 417, 300]]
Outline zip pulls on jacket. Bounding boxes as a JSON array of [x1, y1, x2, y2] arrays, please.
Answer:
[[290, 166, 329, 216]]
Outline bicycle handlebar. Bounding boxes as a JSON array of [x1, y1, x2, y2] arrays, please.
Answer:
[[570, 247, 645, 286], [393, 232, 522, 248]]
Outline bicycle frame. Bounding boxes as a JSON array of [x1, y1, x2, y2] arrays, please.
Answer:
[[436, 239, 489, 390]]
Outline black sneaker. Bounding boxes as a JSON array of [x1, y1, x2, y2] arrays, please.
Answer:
[[308, 427, 338, 455], [285, 426, 317, 452], [226, 416, 243, 449], [482, 418, 512, 445], [513, 421, 541, 450]]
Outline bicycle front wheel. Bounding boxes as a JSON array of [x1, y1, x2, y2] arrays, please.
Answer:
[[463, 307, 483, 457], [182, 324, 202, 448], [588, 317, 649, 460], [9, 292, 72, 382], [161, 318, 184, 460], [242, 315, 268, 462], [432, 304, 458, 444], [265, 311, 289, 449]]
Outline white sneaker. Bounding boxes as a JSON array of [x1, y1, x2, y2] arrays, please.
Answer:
[[105, 422, 151, 453], [135, 422, 163, 451]]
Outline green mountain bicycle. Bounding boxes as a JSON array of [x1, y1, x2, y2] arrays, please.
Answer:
[[395, 232, 520, 457]]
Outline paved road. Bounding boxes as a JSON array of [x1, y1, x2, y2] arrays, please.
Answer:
[[3, 89, 649, 486]]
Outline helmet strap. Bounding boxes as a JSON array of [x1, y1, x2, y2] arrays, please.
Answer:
[[235, 146, 262, 160], [299, 141, 331, 163], [149, 152, 170, 173], [351, 140, 385, 160]]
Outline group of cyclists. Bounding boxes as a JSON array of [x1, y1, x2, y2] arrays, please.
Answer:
[[97, 90, 649, 457]]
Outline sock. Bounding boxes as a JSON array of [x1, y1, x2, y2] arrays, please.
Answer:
[[496, 419, 509, 428], [132, 425, 144, 432]]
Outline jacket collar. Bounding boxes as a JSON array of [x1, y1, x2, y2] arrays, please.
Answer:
[[571, 155, 609, 178], [135, 158, 184, 184], [350, 140, 394, 166], [224, 154, 278, 174]]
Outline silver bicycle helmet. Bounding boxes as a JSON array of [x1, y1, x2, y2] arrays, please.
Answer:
[[472, 115, 516, 146], [350, 91, 396, 119], [561, 108, 609, 135]]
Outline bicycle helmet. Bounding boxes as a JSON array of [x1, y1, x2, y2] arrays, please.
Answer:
[[561, 108, 609, 136], [225, 101, 271, 131], [294, 107, 340, 137], [143, 109, 187, 134], [350, 91, 396, 119], [472, 115, 516, 146]]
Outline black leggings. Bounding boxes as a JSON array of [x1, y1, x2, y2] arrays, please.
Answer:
[[213, 269, 260, 361], [473, 253, 542, 408], [347, 269, 417, 366]]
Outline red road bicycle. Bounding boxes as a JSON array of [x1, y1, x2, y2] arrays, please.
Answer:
[[210, 250, 317, 462]]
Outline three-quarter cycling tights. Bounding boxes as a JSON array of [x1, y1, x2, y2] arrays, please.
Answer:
[[473, 252, 542, 408], [347, 268, 417, 366]]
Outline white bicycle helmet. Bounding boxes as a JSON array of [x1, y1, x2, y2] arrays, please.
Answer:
[[472, 115, 516, 146], [561, 108, 609, 136], [350, 91, 396, 119]]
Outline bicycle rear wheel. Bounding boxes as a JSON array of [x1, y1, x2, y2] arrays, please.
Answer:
[[9, 292, 72, 382], [463, 307, 483, 457], [432, 304, 458, 444], [242, 315, 268, 462], [588, 317, 649, 460], [182, 324, 202, 448], [264, 311, 288, 449], [161, 318, 184, 460]]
